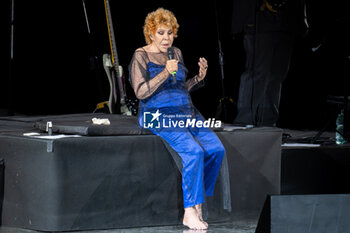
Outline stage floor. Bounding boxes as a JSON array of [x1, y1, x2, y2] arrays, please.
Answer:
[[0, 216, 257, 233], [1, 213, 258, 233]]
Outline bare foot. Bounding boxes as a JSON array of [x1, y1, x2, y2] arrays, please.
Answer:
[[194, 204, 208, 228], [183, 207, 208, 230]]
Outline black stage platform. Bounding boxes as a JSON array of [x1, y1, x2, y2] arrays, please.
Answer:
[[0, 113, 281, 232], [281, 129, 350, 195], [0, 114, 350, 232]]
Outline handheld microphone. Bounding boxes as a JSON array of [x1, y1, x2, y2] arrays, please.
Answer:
[[167, 47, 176, 83]]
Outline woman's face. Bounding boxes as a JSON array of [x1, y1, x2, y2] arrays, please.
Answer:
[[150, 24, 174, 53]]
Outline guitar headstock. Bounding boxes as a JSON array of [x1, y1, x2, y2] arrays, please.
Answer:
[[265, 0, 287, 12]]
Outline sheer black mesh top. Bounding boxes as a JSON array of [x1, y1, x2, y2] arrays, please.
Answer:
[[129, 47, 202, 100]]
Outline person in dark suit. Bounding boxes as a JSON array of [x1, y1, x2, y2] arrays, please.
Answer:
[[232, 0, 309, 127]]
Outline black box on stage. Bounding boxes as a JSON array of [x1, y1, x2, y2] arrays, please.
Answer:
[[255, 194, 350, 233]]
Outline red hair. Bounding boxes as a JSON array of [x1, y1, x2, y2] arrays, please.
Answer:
[[143, 8, 179, 44]]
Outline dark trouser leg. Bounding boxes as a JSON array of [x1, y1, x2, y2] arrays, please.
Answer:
[[235, 32, 294, 126], [234, 34, 256, 126], [254, 32, 294, 126]]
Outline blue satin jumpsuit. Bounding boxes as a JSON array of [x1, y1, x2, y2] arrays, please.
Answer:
[[131, 49, 225, 208]]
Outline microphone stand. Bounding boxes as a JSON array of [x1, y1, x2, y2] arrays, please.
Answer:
[[8, 0, 15, 116], [311, 18, 350, 144], [343, 54, 349, 139], [214, 0, 233, 123], [81, 0, 104, 102], [214, 1, 225, 98]]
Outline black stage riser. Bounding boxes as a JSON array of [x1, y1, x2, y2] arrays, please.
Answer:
[[0, 118, 281, 232], [281, 147, 350, 195]]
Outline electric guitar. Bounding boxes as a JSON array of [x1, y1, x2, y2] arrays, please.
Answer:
[[101, 0, 132, 115]]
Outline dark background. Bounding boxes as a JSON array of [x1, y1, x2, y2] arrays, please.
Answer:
[[0, 0, 349, 131]]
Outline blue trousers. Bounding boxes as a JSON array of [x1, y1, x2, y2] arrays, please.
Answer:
[[149, 124, 225, 208]]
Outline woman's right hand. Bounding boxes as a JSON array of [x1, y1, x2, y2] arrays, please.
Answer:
[[166, 59, 178, 74]]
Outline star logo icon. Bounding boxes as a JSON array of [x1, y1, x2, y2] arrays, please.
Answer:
[[150, 109, 162, 122]]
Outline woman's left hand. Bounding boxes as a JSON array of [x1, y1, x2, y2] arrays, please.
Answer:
[[197, 57, 208, 81]]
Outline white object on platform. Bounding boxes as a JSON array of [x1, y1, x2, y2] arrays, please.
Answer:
[[92, 118, 111, 125], [282, 143, 320, 147]]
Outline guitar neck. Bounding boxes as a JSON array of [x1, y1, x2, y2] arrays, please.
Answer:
[[104, 0, 120, 77]]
